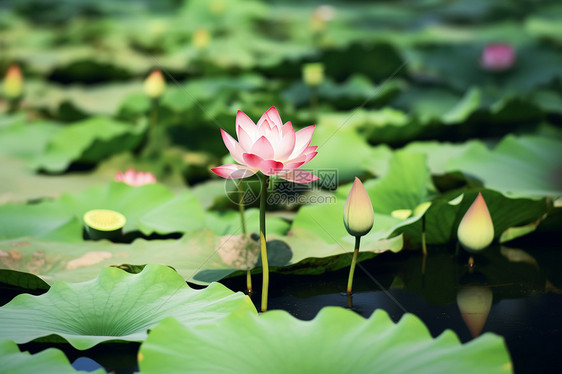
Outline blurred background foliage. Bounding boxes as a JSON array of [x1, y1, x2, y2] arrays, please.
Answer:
[[0, 0, 561, 198]]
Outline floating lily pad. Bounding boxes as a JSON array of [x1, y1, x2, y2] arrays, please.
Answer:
[[305, 121, 379, 183], [395, 189, 552, 246], [138, 307, 512, 374], [293, 151, 434, 244], [0, 117, 62, 160], [31, 117, 147, 173], [0, 339, 104, 374], [204, 208, 290, 236], [0, 154, 114, 204], [0, 264, 255, 349], [446, 135, 562, 196], [0, 182, 206, 240]]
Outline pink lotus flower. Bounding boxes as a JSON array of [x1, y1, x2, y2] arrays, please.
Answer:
[[211, 107, 319, 183], [115, 169, 156, 187], [480, 44, 516, 72]]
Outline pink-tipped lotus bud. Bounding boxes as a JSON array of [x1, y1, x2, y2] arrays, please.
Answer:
[[480, 44, 516, 72], [3, 64, 23, 99], [344, 177, 374, 237], [457, 193, 494, 252], [144, 69, 166, 99]]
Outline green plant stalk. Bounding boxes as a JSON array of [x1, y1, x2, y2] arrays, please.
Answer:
[[346, 236, 361, 294], [310, 86, 318, 118], [144, 98, 160, 157], [422, 215, 427, 256], [237, 182, 251, 294], [260, 174, 270, 312]]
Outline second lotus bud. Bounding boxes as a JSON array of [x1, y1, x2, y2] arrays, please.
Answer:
[[344, 177, 374, 237]]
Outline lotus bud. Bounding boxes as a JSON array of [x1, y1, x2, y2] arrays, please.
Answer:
[[344, 177, 374, 237], [115, 169, 157, 187], [303, 63, 324, 87], [457, 193, 494, 252], [193, 28, 211, 50], [480, 43, 516, 72], [310, 5, 335, 32], [3, 64, 23, 99], [144, 69, 166, 99]]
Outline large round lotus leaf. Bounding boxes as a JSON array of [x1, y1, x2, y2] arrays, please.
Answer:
[[138, 307, 512, 374], [0, 182, 206, 239], [0, 154, 114, 204], [446, 135, 562, 196], [205, 208, 290, 236], [0, 118, 61, 160], [30, 117, 147, 173], [395, 189, 552, 246], [292, 151, 434, 244], [0, 201, 82, 242], [0, 339, 104, 374], [304, 121, 378, 183], [0, 264, 255, 349]]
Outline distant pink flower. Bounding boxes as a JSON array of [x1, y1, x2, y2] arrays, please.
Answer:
[[211, 107, 319, 183], [115, 169, 156, 187], [480, 44, 516, 72]]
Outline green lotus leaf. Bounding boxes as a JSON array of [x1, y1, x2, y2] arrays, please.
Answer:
[[526, 15, 562, 42], [395, 189, 552, 246], [0, 339, 104, 374], [293, 151, 434, 244], [205, 208, 290, 236], [304, 121, 378, 183], [270, 228, 403, 275], [0, 201, 82, 242], [137, 191, 206, 234], [24, 80, 143, 117], [30, 117, 147, 173], [319, 108, 421, 147], [401, 140, 481, 175], [138, 307, 512, 374], [0, 117, 62, 160], [441, 87, 481, 124], [0, 153, 114, 204], [0, 182, 206, 239], [0, 264, 255, 349], [446, 135, 562, 196]]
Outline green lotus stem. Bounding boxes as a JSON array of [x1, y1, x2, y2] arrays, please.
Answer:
[[144, 98, 160, 157], [237, 181, 252, 294], [7, 99, 20, 114], [422, 215, 427, 256], [310, 86, 318, 117], [346, 236, 361, 294], [260, 174, 270, 312]]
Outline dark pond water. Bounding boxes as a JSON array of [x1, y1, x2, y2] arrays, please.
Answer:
[[6, 235, 562, 374]]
